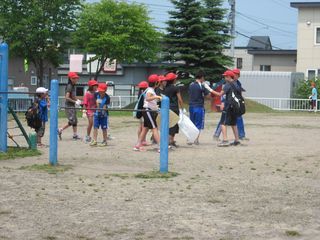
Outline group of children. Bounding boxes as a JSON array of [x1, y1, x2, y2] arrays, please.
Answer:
[[31, 69, 248, 149]]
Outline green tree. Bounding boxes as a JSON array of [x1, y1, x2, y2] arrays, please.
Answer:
[[163, 0, 231, 82], [294, 79, 319, 98], [73, 0, 161, 80], [0, 0, 82, 86]]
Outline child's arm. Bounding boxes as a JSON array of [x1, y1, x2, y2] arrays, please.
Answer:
[[146, 92, 162, 102]]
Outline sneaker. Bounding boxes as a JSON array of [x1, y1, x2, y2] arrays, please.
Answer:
[[213, 135, 220, 142], [133, 145, 146, 152], [170, 141, 179, 148], [84, 136, 91, 143], [230, 140, 241, 146], [98, 141, 107, 147], [239, 137, 249, 141], [107, 134, 115, 140], [194, 139, 199, 145], [73, 134, 81, 141], [218, 140, 229, 147], [90, 140, 97, 147], [141, 141, 149, 146], [187, 141, 193, 145], [57, 128, 62, 140]]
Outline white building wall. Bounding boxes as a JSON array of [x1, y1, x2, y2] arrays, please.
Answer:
[[223, 48, 253, 71], [296, 7, 320, 76]]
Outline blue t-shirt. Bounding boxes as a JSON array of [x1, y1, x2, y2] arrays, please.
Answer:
[[35, 98, 48, 122], [95, 94, 110, 117], [312, 87, 317, 100], [189, 81, 209, 108]]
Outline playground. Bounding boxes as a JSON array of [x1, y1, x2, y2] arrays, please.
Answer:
[[1, 112, 320, 239]]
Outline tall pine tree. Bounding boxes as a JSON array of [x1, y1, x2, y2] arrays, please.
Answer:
[[202, 0, 232, 80], [163, 0, 204, 78], [163, 0, 232, 82]]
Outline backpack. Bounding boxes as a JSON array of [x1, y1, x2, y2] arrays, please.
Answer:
[[25, 104, 42, 129], [228, 84, 246, 116], [133, 91, 146, 119]]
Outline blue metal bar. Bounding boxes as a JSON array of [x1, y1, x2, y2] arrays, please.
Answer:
[[49, 80, 59, 165], [0, 43, 8, 152], [160, 96, 169, 173]]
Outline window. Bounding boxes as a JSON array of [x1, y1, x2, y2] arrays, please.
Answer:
[[260, 65, 271, 71], [31, 76, 37, 85], [76, 86, 84, 97], [315, 27, 320, 44], [307, 69, 316, 80], [236, 58, 243, 69]]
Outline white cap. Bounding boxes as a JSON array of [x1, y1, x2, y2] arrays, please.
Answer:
[[36, 87, 49, 93]]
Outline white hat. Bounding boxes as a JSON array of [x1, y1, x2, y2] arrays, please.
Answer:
[[36, 87, 49, 93]]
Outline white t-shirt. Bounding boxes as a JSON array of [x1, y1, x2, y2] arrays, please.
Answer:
[[143, 87, 159, 110]]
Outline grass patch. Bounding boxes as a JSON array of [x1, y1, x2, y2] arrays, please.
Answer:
[[0, 147, 41, 160], [19, 164, 72, 174], [285, 230, 301, 237], [134, 171, 179, 179]]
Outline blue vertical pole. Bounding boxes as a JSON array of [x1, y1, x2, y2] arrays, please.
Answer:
[[160, 96, 169, 173], [0, 43, 8, 152], [49, 80, 59, 165]]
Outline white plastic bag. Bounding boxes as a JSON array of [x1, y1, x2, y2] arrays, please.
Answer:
[[178, 113, 199, 143]]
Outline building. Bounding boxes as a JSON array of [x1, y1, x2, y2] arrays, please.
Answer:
[[224, 36, 297, 72], [291, 2, 320, 79]]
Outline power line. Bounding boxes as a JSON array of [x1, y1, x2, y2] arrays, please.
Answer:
[[235, 31, 283, 50], [236, 11, 296, 36]]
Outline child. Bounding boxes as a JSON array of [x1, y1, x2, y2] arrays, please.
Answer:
[[207, 70, 240, 147], [134, 74, 162, 152], [134, 81, 149, 146], [83, 79, 98, 143], [310, 82, 317, 112], [90, 83, 110, 147], [34, 87, 49, 147]]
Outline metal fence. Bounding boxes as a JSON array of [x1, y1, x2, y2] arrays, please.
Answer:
[[246, 97, 317, 111], [8, 98, 33, 112]]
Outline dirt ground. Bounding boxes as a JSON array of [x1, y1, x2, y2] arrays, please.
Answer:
[[1, 112, 320, 240]]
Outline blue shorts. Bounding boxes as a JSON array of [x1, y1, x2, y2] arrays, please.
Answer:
[[189, 106, 205, 130], [94, 115, 108, 129]]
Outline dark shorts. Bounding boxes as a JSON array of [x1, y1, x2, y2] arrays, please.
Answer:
[[312, 100, 317, 108], [66, 108, 77, 126], [143, 109, 158, 129], [221, 109, 237, 126], [35, 122, 45, 138], [169, 109, 179, 136], [94, 115, 108, 129], [189, 106, 205, 130]]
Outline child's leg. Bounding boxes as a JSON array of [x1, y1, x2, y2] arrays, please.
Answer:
[[93, 128, 98, 141], [87, 115, 93, 136], [137, 127, 149, 145], [221, 124, 227, 141], [151, 128, 160, 145], [102, 129, 108, 142], [231, 125, 239, 141]]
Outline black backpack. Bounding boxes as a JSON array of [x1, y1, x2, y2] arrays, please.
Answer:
[[25, 104, 42, 129], [134, 91, 146, 119], [228, 84, 246, 116]]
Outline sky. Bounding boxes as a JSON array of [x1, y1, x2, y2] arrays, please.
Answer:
[[87, 0, 318, 50]]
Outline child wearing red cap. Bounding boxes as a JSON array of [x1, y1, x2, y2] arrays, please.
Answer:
[[134, 74, 162, 152], [90, 83, 110, 147], [58, 72, 82, 140], [206, 70, 240, 146], [83, 79, 98, 143]]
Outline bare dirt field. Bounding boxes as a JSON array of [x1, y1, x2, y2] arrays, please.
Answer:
[[1, 112, 320, 240]]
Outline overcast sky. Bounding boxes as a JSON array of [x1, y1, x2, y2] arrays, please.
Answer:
[[87, 0, 317, 50]]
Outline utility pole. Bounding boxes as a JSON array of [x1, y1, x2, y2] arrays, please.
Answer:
[[229, 0, 236, 67]]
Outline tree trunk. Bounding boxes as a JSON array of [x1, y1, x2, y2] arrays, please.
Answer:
[[94, 57, 107, 81], [37, 59, 44, 87]]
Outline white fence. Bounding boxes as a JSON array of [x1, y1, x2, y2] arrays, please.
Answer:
[[7, 96, 317, 112], [246, 97, 316, 111], [58, 96, 137, 109]]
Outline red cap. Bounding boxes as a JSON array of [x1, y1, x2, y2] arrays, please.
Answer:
[[223, 70, 235, 78], [232, 68, 241, 75], [148, 74, 159, 83], [137, 81, 149, 88], [158, 75, 167, 82], [165, 72, 177, 81], [68, 72, 79, 79], [88, 79, 98, 87], [97, 83, 107, 92]]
